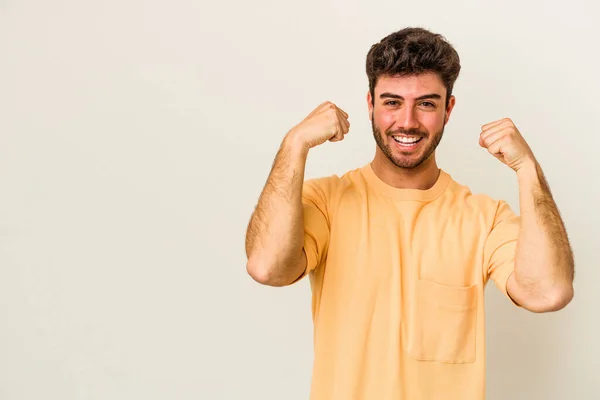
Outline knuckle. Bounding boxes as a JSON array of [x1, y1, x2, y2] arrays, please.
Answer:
[[318, 101, 331, 110]]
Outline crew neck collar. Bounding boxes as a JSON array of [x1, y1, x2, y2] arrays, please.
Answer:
[[360, 163, 451, 201]]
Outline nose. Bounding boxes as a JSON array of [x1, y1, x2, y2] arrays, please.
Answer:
[[397, 107, 420, 131]]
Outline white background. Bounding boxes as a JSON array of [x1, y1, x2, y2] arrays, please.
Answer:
[[1, 0, 598, 399]]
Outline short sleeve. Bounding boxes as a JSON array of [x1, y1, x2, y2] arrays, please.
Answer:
[[295, 177, 333, 281], [484, 200, 521, 304]]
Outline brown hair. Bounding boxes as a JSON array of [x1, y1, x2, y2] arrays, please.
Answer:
[[366, 27, 461, 106]]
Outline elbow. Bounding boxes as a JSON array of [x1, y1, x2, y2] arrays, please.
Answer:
[[246, 258, 273, 285], [246, 258, 289, 287], [546, 284, 574, 312], [528, 284, 574, 313]]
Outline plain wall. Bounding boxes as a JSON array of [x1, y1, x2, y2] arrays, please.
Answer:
[[1, 0, 598, 399]]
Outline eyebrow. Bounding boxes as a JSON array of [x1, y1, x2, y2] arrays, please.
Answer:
[[379, 92, 442, 101]]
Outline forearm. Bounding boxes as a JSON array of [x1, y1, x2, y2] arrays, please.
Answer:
[[245, 132, 309, 286], [510, 159, 574, 310]]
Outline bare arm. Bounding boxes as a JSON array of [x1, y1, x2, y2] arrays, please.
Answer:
[[245, 102, 349, 286], [245, 134, 309, 286], [479, 118, 574, 312], [506, 160, 574, 312]]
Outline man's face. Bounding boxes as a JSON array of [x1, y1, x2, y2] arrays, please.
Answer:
[[368, 72, 455, 169]]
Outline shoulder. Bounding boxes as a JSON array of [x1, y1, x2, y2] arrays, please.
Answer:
[[444, 174, 518, 221], [303, 167, 364, 196]]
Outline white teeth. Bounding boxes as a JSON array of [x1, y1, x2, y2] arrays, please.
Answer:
[[393, 136, 420, 144]]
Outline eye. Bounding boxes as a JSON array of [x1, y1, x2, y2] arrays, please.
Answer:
[[420, 101, 436, 108], [384, 100, 400, 106]]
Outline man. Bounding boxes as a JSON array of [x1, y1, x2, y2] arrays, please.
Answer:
[[244, 27, 574, 400]]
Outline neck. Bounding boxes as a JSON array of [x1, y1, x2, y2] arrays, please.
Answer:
[[370, 151, 440, 190]]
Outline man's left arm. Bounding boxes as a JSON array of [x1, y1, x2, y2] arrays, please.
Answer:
[[480, 118, 575, 313]]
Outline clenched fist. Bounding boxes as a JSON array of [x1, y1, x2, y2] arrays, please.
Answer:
[[288, 101, 350, 150], [479, 118, 535, 172]]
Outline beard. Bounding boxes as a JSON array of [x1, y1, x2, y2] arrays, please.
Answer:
[[371, 116, 445, 169]]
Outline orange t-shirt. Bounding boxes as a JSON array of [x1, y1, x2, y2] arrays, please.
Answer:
[[297, 163, 520, 400]]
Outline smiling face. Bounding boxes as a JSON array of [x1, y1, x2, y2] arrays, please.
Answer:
[[368, 72, 456, 170]]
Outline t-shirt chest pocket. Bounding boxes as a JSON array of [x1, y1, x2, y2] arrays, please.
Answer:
[[404, 278, 478, 363]]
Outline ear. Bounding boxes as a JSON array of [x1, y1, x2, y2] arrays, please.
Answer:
[[367, 91, 374, 121], [444, 95, 456, 125]]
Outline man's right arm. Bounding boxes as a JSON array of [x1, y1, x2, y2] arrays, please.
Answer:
[[245, 102, 349, 286], [245, 133, 309, 286]]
